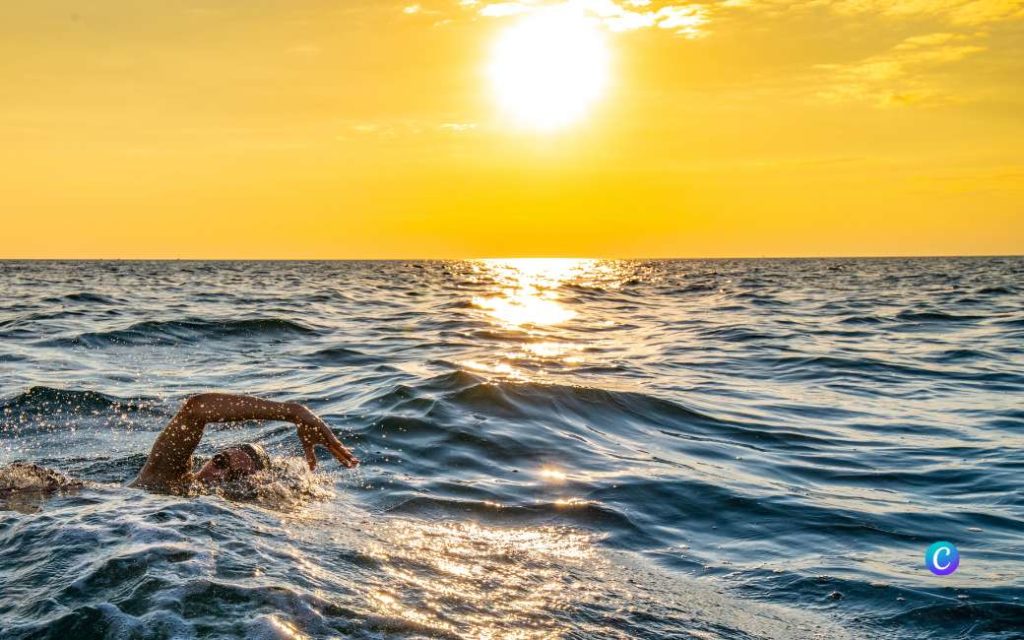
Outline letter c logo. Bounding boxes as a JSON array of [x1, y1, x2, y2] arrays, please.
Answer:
[[925, 542, 959, 576]]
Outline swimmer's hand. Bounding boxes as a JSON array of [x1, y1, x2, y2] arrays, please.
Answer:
[[292, 405, 359, 470], [135, 393, 358, 491]]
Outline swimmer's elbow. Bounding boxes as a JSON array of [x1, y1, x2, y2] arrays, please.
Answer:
[[185, 392, 221, 406], [179, 393, 217, 419]]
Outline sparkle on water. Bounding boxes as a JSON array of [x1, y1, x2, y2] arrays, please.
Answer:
[[1, 257, 1021, 639]]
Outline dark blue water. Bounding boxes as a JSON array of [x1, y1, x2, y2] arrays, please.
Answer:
[[1, 258, 1021, 639]]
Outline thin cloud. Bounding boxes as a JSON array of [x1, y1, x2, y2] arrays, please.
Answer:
[[459, 0, 1016, 106], [815, 33, 986, 106], [473, 0, 712, 38], [827, 0, 1024, 26]]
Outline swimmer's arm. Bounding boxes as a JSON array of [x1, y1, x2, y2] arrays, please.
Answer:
[[132, 393, 357, 488], [132, 393, 298, 488]]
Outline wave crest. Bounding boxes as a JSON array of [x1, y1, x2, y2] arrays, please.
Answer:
[[50, 318, 318, 348], [1, 386, 156, 415]]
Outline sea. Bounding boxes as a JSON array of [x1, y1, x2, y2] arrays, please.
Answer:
[[0, 258, 1021, 640]]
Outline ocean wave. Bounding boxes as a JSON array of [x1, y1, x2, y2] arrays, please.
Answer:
[[930, 348, 1002, 363], [765, 354, 943, 381], [838, 314, 886, 325], [895, 309, 987, 323], [0, 309, 91, 332], [46, 317, 319, 348], [874, 600, 1024, 638], [1, 386, 158, 416], [700, 326, 791, 342], [359, 372, 841, 484], [763, 354, 1023, 386], [730, 568, 1024, 639], [976, 285, 1016, 295], [304, 346, 381, 366], [2, 258, 1021, 640], [40, 292, 119, 305], [385, 494, 644, 537]]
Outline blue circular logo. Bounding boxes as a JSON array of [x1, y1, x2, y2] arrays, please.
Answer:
[[925, 541, 959, 576]]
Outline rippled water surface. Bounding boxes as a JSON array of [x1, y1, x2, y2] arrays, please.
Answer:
[[1, 258, 1022, 639]]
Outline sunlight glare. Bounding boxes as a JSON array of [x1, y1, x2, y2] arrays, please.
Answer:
[[488, 7, 610, 130], [465, 258, 627, 380], [539, 466, 569, 482], [361, 519, 596, 637], [471, 258, 594, 327]]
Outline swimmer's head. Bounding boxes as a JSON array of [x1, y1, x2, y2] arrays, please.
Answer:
[[196, 443, 271, 485], [0, 462, 83, 497]]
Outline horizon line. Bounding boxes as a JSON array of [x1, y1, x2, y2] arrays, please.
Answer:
[[1, 253, 1021, 262]]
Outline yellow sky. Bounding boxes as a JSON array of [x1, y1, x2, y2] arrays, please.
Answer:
[[1, 0, 1022, 258]]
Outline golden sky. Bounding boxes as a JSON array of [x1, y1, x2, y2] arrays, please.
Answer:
[[2, 0, 1022, 258]]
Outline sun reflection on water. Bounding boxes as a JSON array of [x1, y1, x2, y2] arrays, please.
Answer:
[[538, 466, 568, 483], [471, 258, 593, 328], [464, 258, 626, 380], [360, 518, 598, 638], [261, 615, 309, 640], [521, 341, 582, 360]]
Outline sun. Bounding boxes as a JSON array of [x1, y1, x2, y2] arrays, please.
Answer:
[[487, 7, 610, 131]]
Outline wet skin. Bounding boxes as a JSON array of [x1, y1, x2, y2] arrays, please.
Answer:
[[131, 393, 358, 494]]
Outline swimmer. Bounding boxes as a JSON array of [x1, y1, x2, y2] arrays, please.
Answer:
[[130, 393, 358, 493], [1, 393, 358, 497]]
